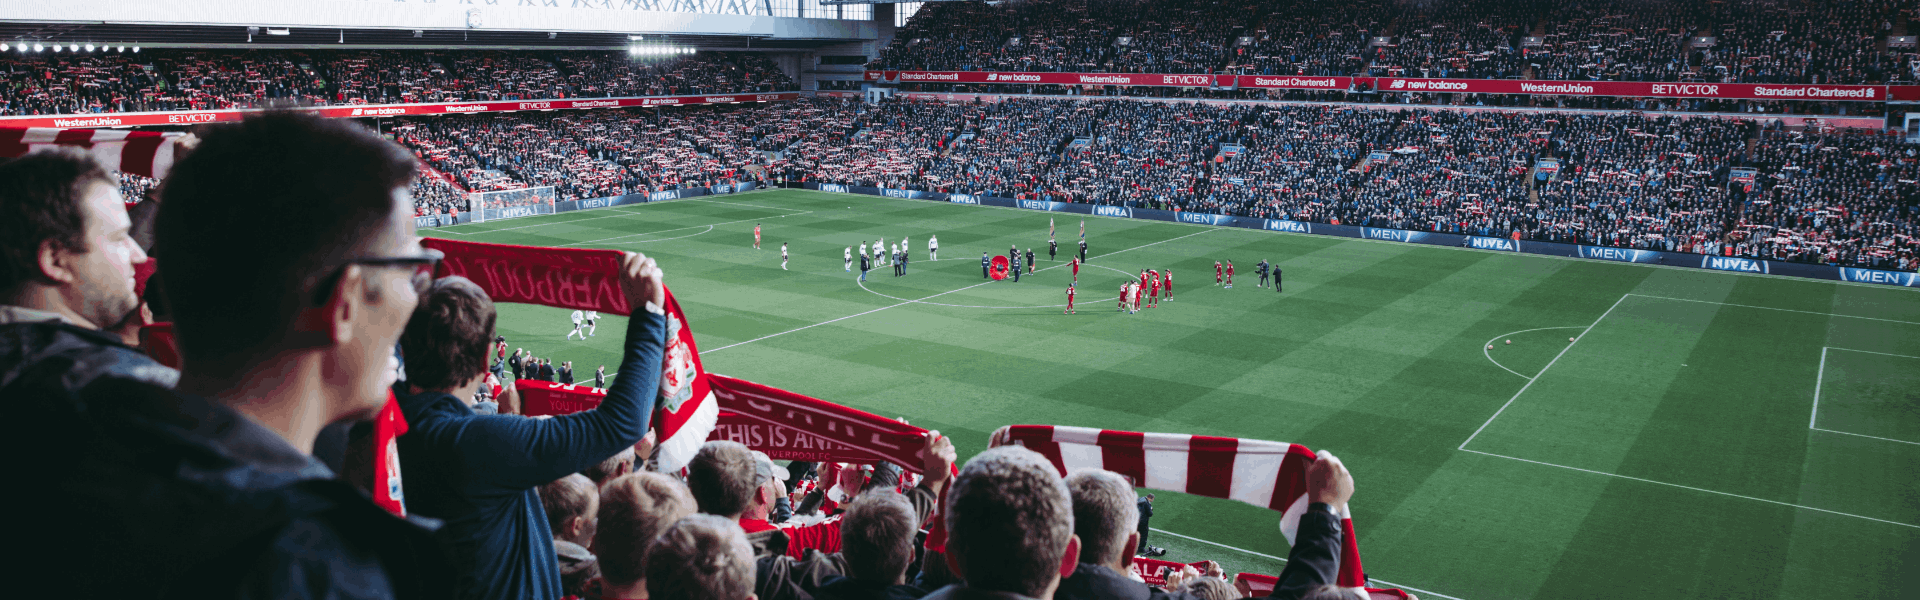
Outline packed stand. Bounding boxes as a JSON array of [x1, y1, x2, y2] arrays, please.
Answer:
[[868, 0, 1915, 86], [0, 49, 795, 116], [1740, 128, 1919, 270], [1365, 0, 1535, 80], [393, 106, 774, 201]]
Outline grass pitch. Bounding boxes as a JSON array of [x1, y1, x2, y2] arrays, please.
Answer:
[[427, 189, 1920, 600]]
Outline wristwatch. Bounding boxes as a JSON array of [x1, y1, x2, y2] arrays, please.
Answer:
[[1308, 502, 1339, 516]]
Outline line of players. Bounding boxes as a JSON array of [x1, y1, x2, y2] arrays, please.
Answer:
[[1069, 258, 1283, 314]]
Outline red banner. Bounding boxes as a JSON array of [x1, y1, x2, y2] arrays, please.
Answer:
[[1129, 558, 1213, 587], [422, 238, 632, 316], [708, 374, 930, 473], [517, 380, 610, 417], [510, 374, 932, 472], [0, 92, 802, 130], [867, 70, 1900, 101], [1373, 77, 1887, 101], [867, 70, 1339, 90]]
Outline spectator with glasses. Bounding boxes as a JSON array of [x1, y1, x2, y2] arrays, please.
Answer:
[[30, 111, 454, 597]]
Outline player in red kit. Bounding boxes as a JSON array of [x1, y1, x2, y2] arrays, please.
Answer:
[[1225, 260, 1235, 288], [1148, 271, 1161, 307], [1163, 268, 1173, 300], [754, 223, 762, 249], [1065, 284, 1076, 314], [1118, 282, 1129, 313], [1071, 257, 1080, 283], [1215, 261, 1223, 285]]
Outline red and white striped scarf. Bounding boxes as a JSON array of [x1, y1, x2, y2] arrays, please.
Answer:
[[1001, 425, 1388, 595], [0, 128, 184, 178]]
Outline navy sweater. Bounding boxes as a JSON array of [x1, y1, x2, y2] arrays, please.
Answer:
[[399, 310, 666, 600]]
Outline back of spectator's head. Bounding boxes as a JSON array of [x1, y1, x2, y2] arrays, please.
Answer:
[[944, 445, 1079, 598], [596, 472, 696, 589], [1301, 585, 1368, 600], [686, 440, 757, 518], [541, 473, 599, 547], [646, 514, 756, 600], [0, 147, 144, 330], [840, 491, 918, 585], [1064, 469, 1140, 568], [1178, 576, 1239, 600], [156, 112, 421, 418], [585, 446, 637, 488], [399, 276, 496, 393]]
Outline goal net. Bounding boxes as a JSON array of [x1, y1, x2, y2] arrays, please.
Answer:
[[468, 186, 558, 223]]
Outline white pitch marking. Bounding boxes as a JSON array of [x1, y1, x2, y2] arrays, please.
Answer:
[[1461, 449, 1919, 529], [1480, 326, 1590, 380], [1626, 294, 1920, 326], [1458, 293, 1633, 450]]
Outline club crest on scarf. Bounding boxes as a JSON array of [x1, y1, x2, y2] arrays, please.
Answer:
[[660, 311, 697, 413]]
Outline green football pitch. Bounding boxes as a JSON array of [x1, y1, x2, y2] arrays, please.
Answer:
[[426, 189, 1920, 600]]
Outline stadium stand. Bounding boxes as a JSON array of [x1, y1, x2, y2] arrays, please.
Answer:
[[869, 0, 1915, 85], [0, 49, 794, 116]]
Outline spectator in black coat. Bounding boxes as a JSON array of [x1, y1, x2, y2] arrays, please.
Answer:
[[0, 148, 177, 395], [36, 112, 455, 598]]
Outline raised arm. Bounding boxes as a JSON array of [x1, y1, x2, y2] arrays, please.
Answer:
[[464, 252, 670, 489]]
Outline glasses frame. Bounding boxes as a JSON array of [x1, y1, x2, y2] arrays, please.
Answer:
[[309, 248, 445, 306]]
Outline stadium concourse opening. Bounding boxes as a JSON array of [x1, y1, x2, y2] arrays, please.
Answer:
[[5, 1, 1920, 597]]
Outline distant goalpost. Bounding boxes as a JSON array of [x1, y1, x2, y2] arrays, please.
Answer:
[[468, 186, 558, 223]]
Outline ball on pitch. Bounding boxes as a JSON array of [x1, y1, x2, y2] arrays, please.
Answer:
[[1569, 337, 1576, 342], [1487, 344, 1493, 350], [1505, 339, 1512, 345]]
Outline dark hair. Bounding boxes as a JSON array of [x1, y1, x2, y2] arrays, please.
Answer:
[[596, 472, 696, 586], [686, 441, 758, 517], [840, 491, 918, 583], [0, 148, 117, 296], [646, 514, 755, 600], [398, 277, 497, 391], [155, 111, 414, 367], [945, 446, 1074, 597]]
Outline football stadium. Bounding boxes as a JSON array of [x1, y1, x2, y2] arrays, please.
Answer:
[[2, 1, 1917, 599]]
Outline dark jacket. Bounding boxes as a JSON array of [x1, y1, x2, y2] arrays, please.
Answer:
[[539, 362, 557, 382], [558, 366, 574, 385], [814, 576, 929, 600], [0, 313, 177, 396], [1056, 563, 1195, 600], [398, 310, 667, 600], [1136, 497, 1153, 530], [1264, 510, 1343, 600], [29, 377, 452, 599]]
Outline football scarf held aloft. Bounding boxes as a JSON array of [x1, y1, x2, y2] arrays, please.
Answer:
[[998, 425, 1391, 595], [0, 128, 187, 178], [510, 374, 931, 471], [421, 237, 716, 472]]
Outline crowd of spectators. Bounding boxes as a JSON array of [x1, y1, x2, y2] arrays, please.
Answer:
[[0, 115, 1376, 600], [870, 0, 1918, 86], [378, 93, 1915, 269], [767, 96, 1915, 271], [392, 105, 779, 201], [0, 49, 794, 116]]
